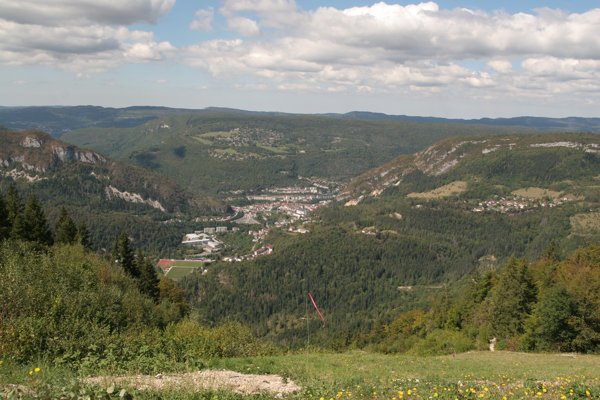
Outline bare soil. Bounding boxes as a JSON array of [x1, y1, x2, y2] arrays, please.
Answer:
[[84, 369, 300, 397]]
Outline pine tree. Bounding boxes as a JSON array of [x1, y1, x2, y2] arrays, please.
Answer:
[[76, 222, 92, 250], [113, 231, 137, 278], [5, 184, 23, 227], [12, 195, 53, 245], [0, 194, 10, 240], [136, 250, 160, 302], [54, 207, 78, 245], [487, 258, 537, 345]]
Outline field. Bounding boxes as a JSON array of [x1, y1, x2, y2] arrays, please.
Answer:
[[165, 265, 201, 280], [570, 212, 600, 236], [3, 352, 599, 399], [512, 188, 562, 200], [407, 181, 468, 199]]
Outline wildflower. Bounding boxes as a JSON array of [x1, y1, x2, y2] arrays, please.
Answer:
[[34, 367, 41, 373], [28, 370, 33, 375]]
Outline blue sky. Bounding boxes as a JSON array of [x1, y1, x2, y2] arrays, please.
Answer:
[[1, 1, 600, 118]]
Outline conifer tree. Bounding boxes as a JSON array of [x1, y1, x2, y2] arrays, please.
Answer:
[[0, 194, 10, 240], [113, 231, 137, 278], [12, 195, 53, 245], [54, 207, 78, 245], [76, 222, 92, 250], [487, 258, 537, 344], [5, 184, 23, 226], [136, 250, 160, 302]]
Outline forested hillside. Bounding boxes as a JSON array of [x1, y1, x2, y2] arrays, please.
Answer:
[[0, 128, 224, 253], [60, 110, 525, 195], [0, 191, 268, 370], [183, 133, 600, 350]]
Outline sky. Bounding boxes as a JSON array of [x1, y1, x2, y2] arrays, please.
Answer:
[[1, 0, 600, 118]]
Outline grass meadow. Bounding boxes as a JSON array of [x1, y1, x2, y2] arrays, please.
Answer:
[[2, 351, 599, 399]]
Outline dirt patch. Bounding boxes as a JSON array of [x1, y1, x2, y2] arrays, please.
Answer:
[[407, 181, 467, 199], [84, 370, 300, 397]]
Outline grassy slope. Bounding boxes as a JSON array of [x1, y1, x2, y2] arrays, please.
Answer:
[[3, 352, 598, 399], [209, 351, 600, 399]]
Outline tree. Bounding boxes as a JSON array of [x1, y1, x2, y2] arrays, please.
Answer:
[[12, 195, 53, 245], [113, 231, 137, 278], [54, 207, 78, 245], [486, 258, 537, 346], [522, 285, 578, 352], [76, 222, 92, 250], [5, 184, 23, 226], [136, 251, 160, 303], [0, 194, 10, 240]]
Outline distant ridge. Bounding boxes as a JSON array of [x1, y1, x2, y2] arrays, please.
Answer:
[[339, 111, 600, 132], [2, 106, 600, 136]]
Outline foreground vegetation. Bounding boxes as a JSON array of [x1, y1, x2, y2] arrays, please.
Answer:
[[2, 351, 599, 399]]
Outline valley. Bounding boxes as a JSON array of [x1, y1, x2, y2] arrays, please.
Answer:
[[1, 107, 600, 399]]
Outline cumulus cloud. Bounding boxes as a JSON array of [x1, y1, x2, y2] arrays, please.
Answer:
[[190, 8, 214, 32], [0, 0, 175, 26], [183, 1, 600, 103], [0, 0, 175, 72], [220, 0, 298, 28], [227, 16, 261, 36]]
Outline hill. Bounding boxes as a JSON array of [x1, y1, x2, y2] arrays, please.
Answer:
[[0, 128, 224, 252], [183, 133, 600, 347], [2, 106, 599, 138], [59, 110, 527, 196], [342, 133, 600, 201]]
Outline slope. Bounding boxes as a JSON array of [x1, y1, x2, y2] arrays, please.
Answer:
[[183, 133, 600, 346], [60, 110, 526, 195], [0, 128, 224, 252]]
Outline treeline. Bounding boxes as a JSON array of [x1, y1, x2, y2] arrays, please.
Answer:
[[367, 243, 600, 354], [0, 184, 90, 247], [0, 189, 272, 370]]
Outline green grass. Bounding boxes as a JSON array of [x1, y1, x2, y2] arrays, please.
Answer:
[[206, 351, 600, 399], [2, 352, 599, 399], [257, 144, 290, 154], [166, 266, 201, 280]]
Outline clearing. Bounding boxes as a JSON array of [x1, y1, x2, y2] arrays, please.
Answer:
[[512, 187, 562, 199], [407, 181, 467, 199]]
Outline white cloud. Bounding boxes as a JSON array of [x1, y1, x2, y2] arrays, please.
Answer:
[[220, 0, 298, 28], [0, 0, 175, 72], [183, 2, 600, 104], [0, 0, 175, 26], [190, 8, 214, 32], [488, 60, 513, 73], [227, 16, 261, 36]]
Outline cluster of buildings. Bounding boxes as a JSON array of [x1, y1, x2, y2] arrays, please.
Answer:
[[472, 196, 571, 213], [181, 232, 224, 254]]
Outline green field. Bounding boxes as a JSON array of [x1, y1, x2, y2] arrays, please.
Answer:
[[207, 351, 600, 399], [165, 265, 201, 280], [3, 352, 599, 399]]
